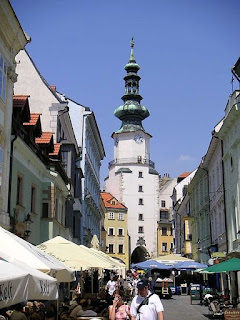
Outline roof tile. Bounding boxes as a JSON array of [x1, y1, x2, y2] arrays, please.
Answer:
[[23, 113, 41, 126], [35, 132, 53, 144], [101, 192, 126, 209]]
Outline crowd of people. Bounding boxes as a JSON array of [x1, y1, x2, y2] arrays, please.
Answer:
[[0, 272, 164, 320]]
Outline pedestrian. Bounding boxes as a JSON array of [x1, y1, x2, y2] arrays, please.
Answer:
[[130, 278, 164, 320], [109, 289, 131, 320], [106, 275, 117, 296]]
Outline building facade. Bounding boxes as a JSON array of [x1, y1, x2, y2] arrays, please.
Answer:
[[0, 0, 29, 229], [101, 192, 129, 269], [13, 50, 81, 243], [56, 95, 105, 246]]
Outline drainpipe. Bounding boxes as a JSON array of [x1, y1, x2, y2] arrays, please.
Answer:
[[220, 139, 229, 253], [8, 135, 17, 229]]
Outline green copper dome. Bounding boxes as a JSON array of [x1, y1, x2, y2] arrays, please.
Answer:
[[114, 38, 150, 133]]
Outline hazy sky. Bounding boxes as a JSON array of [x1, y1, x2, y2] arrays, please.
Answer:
[[10, 0, 240, 186]]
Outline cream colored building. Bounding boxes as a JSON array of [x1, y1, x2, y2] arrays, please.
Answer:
[[101, 192, 130, 269], [0, 0, 29, 228]]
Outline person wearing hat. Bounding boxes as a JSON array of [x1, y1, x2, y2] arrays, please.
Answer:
[[130, 278, 164, 320]]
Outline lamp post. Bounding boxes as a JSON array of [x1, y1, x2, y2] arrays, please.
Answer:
[[23, 213, 33, 240]]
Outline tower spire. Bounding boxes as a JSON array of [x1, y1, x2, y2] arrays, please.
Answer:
[[114, 39, 150, 133]]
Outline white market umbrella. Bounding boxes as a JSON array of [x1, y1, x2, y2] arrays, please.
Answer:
[[0, 226, 74, 282], [0, 256, 58, 309], [38, 236, 121, 270]]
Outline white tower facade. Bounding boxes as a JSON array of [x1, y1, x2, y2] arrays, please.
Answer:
[[105, 40, 162, 262]]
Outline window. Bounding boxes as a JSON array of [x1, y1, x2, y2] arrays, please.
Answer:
[[61, 151, 69, 174], [16, 175, 23, 206], [31, 185, 36, 213], [170, 227, 173, 236], [162, 227, 167, 236], [161, 200, 166, 208], [118, 212, 124, 220], [138, 171, 143, 178], [138, 213, 144, 221], [42, 202, 49, 218], [162, 242, 167, 252], [109, 244, 114, 253], [138, 226, 144, 233], [0, 146, 2, 193], [108, 227, 114, 236], [138, 185, 143, 192], [118, 228, 124, 236], [138, 198, 143, 205], [108, 212, 114, 219], [118, 244, 124, 254], [160, 211, 168, 220], [0, 54, 7, 101], [111, 200, 116, 205]]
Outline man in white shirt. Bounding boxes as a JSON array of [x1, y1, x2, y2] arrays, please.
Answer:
[[130, 278, 164, 320], [105, 275, 117, 296]]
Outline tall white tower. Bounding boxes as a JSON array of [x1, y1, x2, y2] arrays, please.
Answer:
[[105, 39, 161, 263]]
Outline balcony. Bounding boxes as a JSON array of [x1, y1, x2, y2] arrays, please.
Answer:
[[108, 157, 155, 169]]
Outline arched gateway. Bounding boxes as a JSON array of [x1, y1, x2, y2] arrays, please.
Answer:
[[131, 245, 149, 264]]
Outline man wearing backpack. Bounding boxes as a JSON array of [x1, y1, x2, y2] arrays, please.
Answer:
[[130, 278, 164, 320]]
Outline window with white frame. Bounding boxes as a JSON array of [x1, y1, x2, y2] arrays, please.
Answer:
[[162, 242, 167, 252], [138, 185, 143, 192], [109, 244, 114, 253], [0, 54, 7, 101], [118, 228, 124, 236], [118, 212, 124, 220], [161, 200, 166, 207], [118, 244, 124, 254], [138, 198, 143, 205], [0, 146, 2, 193], [108, 227, 114, 236], [138, 213, 144, 221], [108, 212, 114, 220]]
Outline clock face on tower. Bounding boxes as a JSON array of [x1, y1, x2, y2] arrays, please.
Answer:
[[134, 134, 144, 143]]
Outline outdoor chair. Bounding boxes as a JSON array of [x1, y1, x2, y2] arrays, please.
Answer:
[[209, 301, 224, 318]]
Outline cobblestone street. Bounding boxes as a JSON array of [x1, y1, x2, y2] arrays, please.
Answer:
[[161, 295, 213, 320]]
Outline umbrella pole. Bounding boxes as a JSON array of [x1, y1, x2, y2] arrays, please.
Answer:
[[57, 282, 59, 320], [91, 271, 94, 293]]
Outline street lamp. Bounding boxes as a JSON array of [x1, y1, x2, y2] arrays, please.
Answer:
[[23, 213, 33, 240]]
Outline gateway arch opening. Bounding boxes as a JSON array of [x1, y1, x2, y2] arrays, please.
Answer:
[[131, 245, 149, 264]]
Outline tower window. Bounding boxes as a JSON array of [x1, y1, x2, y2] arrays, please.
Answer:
[[138, 198, 143, 205], [138, 213, 144, 221], [138, 226, 144, 233], [138, 185, 143, 192], [138, 171, 143, 178], [161, 200, 166, 208]]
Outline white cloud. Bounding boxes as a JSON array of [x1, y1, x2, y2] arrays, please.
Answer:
[[179, 155, 195, 161]]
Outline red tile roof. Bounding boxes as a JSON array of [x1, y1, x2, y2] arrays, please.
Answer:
[[13, 95, 30, 108], [50, 85, 56, 92], [23, 113, 41, 126], [101, 192, 126, 209], [35, 132, 53, 144], [49, 143, 61, 156], [178, 172, 191, 178]]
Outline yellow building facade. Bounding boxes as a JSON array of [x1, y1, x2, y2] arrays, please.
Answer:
[[157, 209, 174, 256], [101, 192, 130, 269]]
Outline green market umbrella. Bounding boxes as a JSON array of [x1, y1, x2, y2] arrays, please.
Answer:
[[200, 258, 240, 273]]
